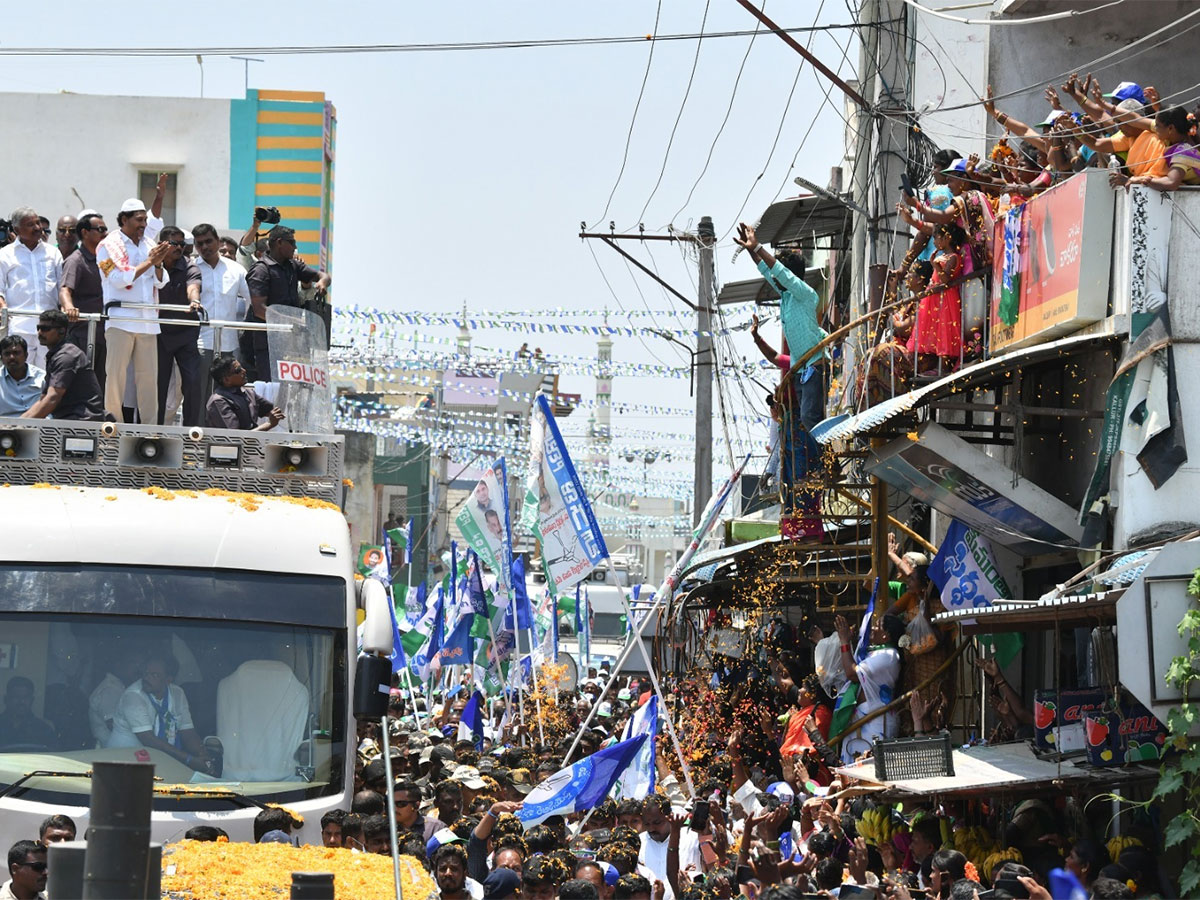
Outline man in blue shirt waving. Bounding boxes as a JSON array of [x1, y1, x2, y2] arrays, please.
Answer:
[[734, 222, 829, 429]]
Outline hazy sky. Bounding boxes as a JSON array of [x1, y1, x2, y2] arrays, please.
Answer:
[[0, 2, 856, 497]]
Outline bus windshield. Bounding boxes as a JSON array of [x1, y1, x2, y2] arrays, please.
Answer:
[[0, 565, 347, 808]]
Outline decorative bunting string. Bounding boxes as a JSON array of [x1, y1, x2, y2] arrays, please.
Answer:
[[334, 305, 756, 339]]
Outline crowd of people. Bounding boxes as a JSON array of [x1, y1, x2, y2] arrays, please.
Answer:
[[0, 181, 327, 431], [6, 612, 1160, 900], [867, 74, 1199, 393]]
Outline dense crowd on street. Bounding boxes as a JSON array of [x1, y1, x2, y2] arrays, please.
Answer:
[[0, 179, 328, 430], [2, 625, 1168, 900]]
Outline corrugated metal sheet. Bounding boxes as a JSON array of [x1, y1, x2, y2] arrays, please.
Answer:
[[756, 194, 853, 246], [931, 589, 1121, 623], [813, 331, 1119, 445]]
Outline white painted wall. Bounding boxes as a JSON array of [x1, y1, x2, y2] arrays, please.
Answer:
[[0, 91, 231, 230], [986, 1, 1200, 145], [910, 10, 990, 160]]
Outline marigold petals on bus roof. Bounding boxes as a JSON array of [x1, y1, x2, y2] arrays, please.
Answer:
[[161, 840, 438, 899]]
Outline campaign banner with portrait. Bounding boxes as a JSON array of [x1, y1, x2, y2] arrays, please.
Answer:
[[455, 458, 513, 594], [521, 394, 609, 595]]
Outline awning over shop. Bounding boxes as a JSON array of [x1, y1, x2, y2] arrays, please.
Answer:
[[835, 741, 1157, 798], [812, 331, 1120, 446], [679, 535, 781, 583], [716, 277, 781, 307], [931, 590, 1121, 634], [755, 193, 853, 248]]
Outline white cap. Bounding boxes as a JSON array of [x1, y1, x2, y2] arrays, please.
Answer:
[[182, 230, 194, 243], [78, 209, 100, 220], [119, 198, 147, 214]]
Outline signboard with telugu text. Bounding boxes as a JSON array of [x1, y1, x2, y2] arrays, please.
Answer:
[[989, 169, 1115, 353]]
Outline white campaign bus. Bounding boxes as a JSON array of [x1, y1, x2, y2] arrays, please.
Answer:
[[0, 414, 356, 850]]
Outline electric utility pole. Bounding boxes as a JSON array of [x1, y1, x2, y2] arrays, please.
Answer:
[[577, 223, 710, 521], [694, 216, 715, 524]]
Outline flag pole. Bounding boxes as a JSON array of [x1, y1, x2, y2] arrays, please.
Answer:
[[561, 454, 751, 766], [617, 588, 695, 798], [527, 622, 546, 745], [514, 622, 528, 745], [402, 668, 424, 731], [380, 712, 405, 900]]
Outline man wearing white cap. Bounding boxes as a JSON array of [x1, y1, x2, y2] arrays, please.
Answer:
[[0, 207, 63, 368], [97, 198, 170, 423]]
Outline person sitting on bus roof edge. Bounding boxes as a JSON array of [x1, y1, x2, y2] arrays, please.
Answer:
[[0, 678, 57, 753], [204, 353, 284, 431], [0, 335, 45, 417], [3, 839, 47, 900], [37, 815, 75, 848], [20, 310, 105, 421]]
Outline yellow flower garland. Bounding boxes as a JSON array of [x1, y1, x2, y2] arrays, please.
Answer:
[[161, 840, 438, 899]]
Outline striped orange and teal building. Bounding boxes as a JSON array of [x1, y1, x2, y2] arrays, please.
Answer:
[[229, 89, 335, 271]]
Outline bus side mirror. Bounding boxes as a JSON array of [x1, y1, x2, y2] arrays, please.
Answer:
[[354, 579, 395, 721], [359, 578, 393, 656]]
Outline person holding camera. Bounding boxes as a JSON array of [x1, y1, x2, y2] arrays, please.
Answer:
[[242, 215, 330, 382]]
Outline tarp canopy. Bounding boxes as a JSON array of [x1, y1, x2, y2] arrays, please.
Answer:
[[835, 742, 1158, 799]]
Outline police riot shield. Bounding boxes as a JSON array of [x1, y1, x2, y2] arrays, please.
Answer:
[[266, 305, 334, 435]]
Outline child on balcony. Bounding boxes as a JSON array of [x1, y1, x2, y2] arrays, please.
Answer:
[[910, 224, 966, 376]]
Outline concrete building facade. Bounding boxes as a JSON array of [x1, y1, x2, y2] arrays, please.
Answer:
[[0, 88, 335, 269]]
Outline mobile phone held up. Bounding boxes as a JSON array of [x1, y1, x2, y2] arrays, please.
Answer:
[[691, 797, 710, 832], [900, 172, 915, 198]]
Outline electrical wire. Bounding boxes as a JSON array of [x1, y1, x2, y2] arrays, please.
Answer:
[[616, 248, 691, 366], [666, 2, 765, 228], [0, 24, 874, 57], [590, 0, 664, 230], [928, 5, 1200, 114], [634, 0, 713, 228], [584, 238, 681, 374], [716, 0, 822, 243]]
